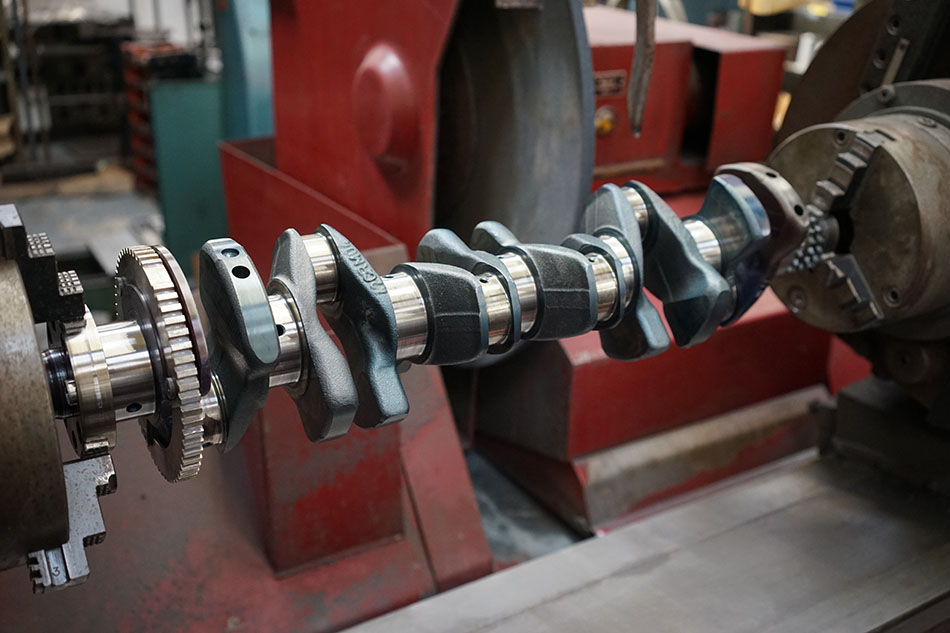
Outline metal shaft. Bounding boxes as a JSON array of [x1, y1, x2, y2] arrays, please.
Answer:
[[286, 189, 725, 369]]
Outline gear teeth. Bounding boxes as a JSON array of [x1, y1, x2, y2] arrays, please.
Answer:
[[115, 246, 205, 482]]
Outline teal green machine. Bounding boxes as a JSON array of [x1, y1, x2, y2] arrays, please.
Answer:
[[150, 0, 273, 276]]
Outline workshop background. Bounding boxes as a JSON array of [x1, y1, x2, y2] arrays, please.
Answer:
[[8, 0, 950, 631]]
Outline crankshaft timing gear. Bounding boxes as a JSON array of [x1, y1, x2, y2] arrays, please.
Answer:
[[115, 246, 207, 482]]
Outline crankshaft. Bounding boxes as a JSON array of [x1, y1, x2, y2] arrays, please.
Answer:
[[0, 163, 811, 591], [33, 166, 805, 489]]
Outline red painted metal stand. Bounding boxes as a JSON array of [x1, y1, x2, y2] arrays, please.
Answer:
[[0, 369, 479, 633], [222, 138, 491, 616], [475, 294, 835, 533]]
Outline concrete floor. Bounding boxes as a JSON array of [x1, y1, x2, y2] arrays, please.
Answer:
[[466, 452, 580, 566]]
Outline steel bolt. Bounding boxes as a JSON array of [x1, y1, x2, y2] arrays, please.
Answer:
[[877, 85, 896, 105], [788, 287, 807, 314]]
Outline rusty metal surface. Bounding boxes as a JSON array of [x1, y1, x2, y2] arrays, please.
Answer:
[[0, 260, 68, 570], [344, 453, 950, 633], [480, 385, 828, 533]]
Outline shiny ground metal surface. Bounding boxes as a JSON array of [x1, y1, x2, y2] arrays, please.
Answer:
[[0, 261, 68, 570], [61, 309, 116, 456], [266, 291, 304, 388], [383, 271, 429, 362], [497, 253, 537, 335], [345, 453, 950, 633], [115, 246, 204, 482]]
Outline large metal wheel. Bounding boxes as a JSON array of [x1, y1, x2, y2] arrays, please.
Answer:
[[435, 0, 594, 243], [0, 260, 68, 570]]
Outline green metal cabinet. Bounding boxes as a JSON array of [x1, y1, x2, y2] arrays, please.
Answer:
[[150, 78, 227, 276]]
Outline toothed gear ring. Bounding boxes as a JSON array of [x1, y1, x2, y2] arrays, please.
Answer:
[[115, 246, 209, 482]]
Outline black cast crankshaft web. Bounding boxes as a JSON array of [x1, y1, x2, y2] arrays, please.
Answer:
[[199, 177, 776, 454]]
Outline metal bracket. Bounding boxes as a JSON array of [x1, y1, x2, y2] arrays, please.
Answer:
[[0, 204, 84, 325], [27, 455, 116, 593]]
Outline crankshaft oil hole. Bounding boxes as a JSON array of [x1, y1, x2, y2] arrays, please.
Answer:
[[886, 287, 901, 306], [276, 324, 286, 336], [794, 205, 804, 216], [232, 266, 251, 279], [127, 402, 142, 413]]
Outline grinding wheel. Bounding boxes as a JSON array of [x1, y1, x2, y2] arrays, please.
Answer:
[[435, 0, 594, 244], [0, 260, 68, 570]]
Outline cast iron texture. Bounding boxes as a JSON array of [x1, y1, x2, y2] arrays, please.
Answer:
[[691, 175, 771, 324], [627, 181, 733, 347], [315, 225, 408, 429], [417, 228, 522, 352], [581, 184, 670, 360], [394, 262, 489, 366], [268, 229, 358, 441], [470, 221, 597, 341], [560, 233, 626, 329]]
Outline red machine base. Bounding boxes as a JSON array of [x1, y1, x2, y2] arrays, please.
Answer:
[[0, 369, 486, 632], [479, 385, 829, 534]]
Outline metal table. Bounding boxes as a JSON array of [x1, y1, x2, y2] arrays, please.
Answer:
[[347, 451, 950, 632]]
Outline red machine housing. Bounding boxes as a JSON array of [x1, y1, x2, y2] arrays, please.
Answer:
[[269, 0, 460, 254], [587, 8, 786, 193]]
